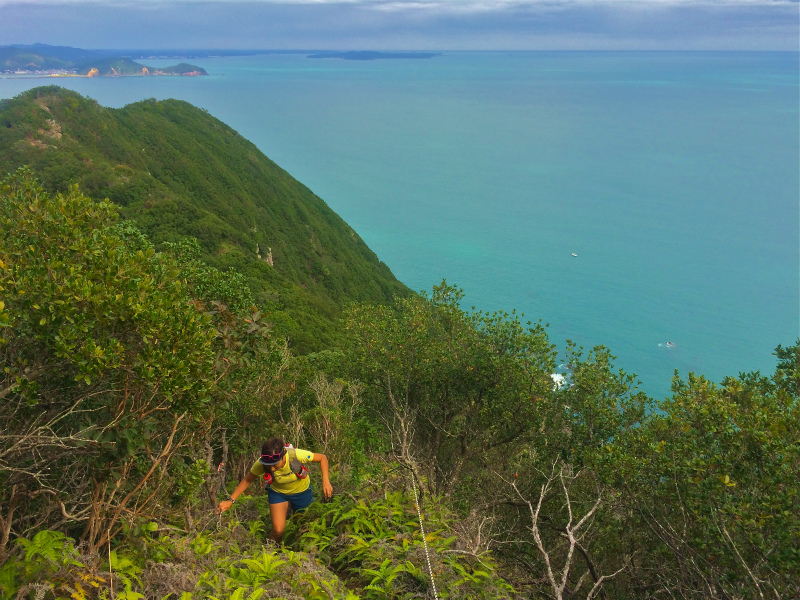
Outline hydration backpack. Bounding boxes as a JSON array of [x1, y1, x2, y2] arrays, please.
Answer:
[[262, 443, 309, 485]]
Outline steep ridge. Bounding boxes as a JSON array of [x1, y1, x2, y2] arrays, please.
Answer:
[[0, 86, 410, 350]]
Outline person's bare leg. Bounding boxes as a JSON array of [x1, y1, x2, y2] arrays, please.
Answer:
[[268, 500, 289, 543]]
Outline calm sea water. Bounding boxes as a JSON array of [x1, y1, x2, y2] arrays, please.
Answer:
[[2, 52, 798, 398]]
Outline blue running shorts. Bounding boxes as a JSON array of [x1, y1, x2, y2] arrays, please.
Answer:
[[266, 486, 314, 512]]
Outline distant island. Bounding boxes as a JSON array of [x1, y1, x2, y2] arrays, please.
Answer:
[[0, 44, 207, 77], [307, 51, 440, 61]]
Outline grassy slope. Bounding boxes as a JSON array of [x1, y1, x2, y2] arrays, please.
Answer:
[[0, 86, 410, 350]]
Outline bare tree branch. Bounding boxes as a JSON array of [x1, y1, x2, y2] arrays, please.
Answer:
[[504, 460, 626, 600]]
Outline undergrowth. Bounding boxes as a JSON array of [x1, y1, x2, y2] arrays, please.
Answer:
[[284, 486, 515, 599], [1, 509, 353, 600], [2, 484, 516, 599]]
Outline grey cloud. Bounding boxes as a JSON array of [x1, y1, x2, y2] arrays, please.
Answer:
[[0, 0, 796, 49], [1, 0, 797, 6]]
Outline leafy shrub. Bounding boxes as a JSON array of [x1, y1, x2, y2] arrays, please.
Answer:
[[0, 168, 219, 553], [285, 481, 517, 599], [1, 530, 143, 600]]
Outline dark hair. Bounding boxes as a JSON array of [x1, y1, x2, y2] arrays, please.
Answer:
[[261, 437, 285, 456]]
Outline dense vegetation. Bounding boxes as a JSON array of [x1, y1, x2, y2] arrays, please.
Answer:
[[0, 87, 409, 351], [0, 90, 797, 599]]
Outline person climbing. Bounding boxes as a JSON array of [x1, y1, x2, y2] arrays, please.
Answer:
[[216, 437, 333, 542]]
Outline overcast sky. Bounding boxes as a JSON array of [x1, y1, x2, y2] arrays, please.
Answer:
[[1, 0, 798, 51]]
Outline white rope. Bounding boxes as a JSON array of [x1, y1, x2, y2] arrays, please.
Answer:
[[411, 472, 439, 600]]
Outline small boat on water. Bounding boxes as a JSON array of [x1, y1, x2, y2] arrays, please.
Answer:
[[571, 253, 578, 257]]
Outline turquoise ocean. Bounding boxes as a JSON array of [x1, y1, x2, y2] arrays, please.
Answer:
[[2, 51, 797, 399]]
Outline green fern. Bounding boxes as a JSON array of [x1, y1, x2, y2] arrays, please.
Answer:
[[17, 530, 84, 568], [238, 550, 285, 581]]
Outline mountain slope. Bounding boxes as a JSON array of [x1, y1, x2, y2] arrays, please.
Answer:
[[0, 86, 410, 350]]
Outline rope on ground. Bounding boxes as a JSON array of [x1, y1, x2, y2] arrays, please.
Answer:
[[410, 471, 439, 600]]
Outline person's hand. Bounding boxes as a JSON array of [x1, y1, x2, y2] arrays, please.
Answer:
[[322, 480, 333, 499], [216, 500, 233, 514]]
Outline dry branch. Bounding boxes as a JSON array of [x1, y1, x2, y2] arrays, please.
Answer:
[[507, 460, 627, 600]]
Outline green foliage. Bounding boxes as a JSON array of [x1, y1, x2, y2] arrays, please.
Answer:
[[162, 238, 254, 315], [17, 531, 84, 568], [140, 519, 358, 599], [272, 367, 377, 490], [238, 551, 286, 580], [0, 168, 215, 399], [0, 168, 220, 547], [0, 169, 282, 555], [546, 340, 647, 465], [0, 46, 73, 70], [344, 280, 556, 496], [152, 64, 208, 76], [75, 58, 206, 77], [107, 550, 143, 594], [1, 529, 143, 600], [206, 304, 291, 465], [285, 483, 516, 599], [599, 367, 800, 597], [171, 459, 212, 506], [4, 519, 361, 599], [485, 343, 647, 598], [773, 338, 799, 396]]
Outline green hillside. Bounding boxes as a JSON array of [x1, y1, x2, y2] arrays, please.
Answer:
[[0, 86, 410, 350]]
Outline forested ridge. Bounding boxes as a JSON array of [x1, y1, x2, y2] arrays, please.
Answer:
[[0, 87, 409, 352], [0, 88, 798, 600]]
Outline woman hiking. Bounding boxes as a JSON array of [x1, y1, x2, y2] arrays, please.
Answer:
[[217, 437, 333, 542]]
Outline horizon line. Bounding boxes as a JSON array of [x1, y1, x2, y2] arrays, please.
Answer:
[[3, 44, 798, 53]]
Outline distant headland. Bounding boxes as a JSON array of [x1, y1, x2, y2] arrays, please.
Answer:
[[0, 44, 207, 77]]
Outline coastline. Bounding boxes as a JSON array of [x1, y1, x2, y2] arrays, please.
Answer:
[[1, 71, 206, 79]]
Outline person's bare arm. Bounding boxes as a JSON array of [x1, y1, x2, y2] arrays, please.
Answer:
[[217, 471, 258, 513], [312, 453, 333, 498]]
